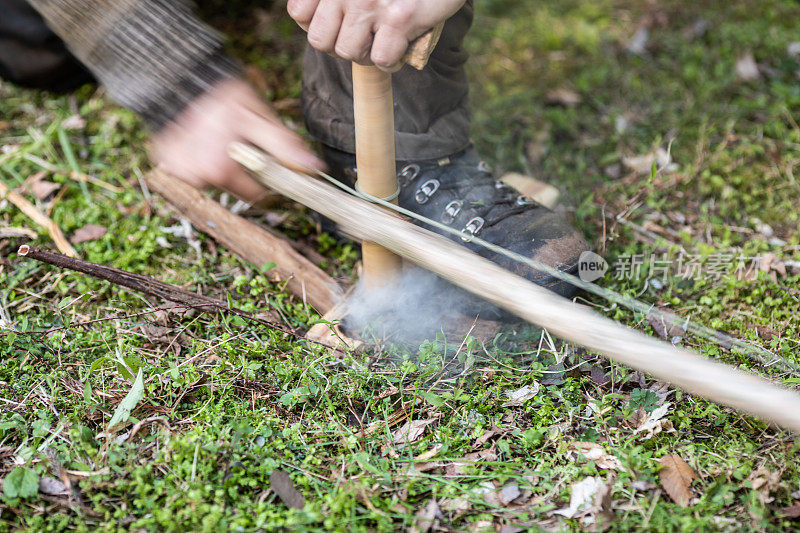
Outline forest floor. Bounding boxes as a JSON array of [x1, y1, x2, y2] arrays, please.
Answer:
[[2, 0, 800, 530]]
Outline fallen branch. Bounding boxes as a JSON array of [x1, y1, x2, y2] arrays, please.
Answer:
[[17, 245, 275, 323], [14, 245, 356, 356], [231, 143, 800, 433], [0, 181, 77, 257], [144, 168, 342, 315]]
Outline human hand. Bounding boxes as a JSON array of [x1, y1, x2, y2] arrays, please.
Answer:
[[287, 0, 465, 70], [149, 77, 325, 202]]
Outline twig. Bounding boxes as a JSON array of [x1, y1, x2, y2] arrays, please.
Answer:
[[0, 181, 77, 257], [17, 245, 274, 321], [13, 245, 355, 356]]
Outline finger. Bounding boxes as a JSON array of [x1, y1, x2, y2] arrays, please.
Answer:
[[306, 0, 344, 54], [243, 118, 326, 173], [287, 0, 320, 30], [334, 10, 374, 63], [219, 166, 274, 203], [370, 24, 409, 71]]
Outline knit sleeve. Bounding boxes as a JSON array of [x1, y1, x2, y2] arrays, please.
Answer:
[[28, 0, 241, 129]]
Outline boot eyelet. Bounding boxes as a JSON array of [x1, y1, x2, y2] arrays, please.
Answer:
[[441, 200, 464, 224], [415, 179, 440, 204], [398, 164, 421, 186], [461, 217, 485, 241]]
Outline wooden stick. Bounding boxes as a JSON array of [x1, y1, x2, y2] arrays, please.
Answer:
[[144, 168, 342, 315], [0, 181, 77, 257], [17, 245, 265, 321], [352, 63, 404, 288], [15, 245, 357, 356], [349, 22, 445, 288], [231, 143, 800, 433], [402, 24, 445, 71]]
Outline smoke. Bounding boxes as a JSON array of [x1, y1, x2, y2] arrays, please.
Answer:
[[343, 266, 493, 345]]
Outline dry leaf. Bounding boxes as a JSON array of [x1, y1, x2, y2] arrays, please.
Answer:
[[623, 147, 676, 175], [410, 498, 440, 533], [736, 52, 760, 81], [783, 503, 800, 518], [631, 480, 657, 491], [71, 224, 107, 244], [633, 402, 675, 440], [474, 426, 503, 448], [627, 27, 649, 55], [446, 449, 497, 477], [499, 482, 522, 505], [746, 466, 781, 504], [61, 114, 86, 130], [39, 476, 69, 496], [502, 383, 540, 407], [658, 455, 696, 506], [440, 497, 471, 515], [270, 469, 306, 510], [589, 366, 611, 386], [545, 87, 582, 106], [30, 180, 61, 200], [525, 127, 551, 167], [404, 461, 442, 476], [569, 441, 625, 471], [552, 476, 605, 518], [416, 443, 443, 462], [393, 419, 435, 445]]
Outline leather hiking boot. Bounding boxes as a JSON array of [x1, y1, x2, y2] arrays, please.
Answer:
[[322, 145, 590, 312]]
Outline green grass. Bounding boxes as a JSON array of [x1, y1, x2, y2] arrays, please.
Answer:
[[2, 0, 800, 530]]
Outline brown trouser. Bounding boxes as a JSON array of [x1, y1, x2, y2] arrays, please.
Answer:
[[0, 0, 473, 160]]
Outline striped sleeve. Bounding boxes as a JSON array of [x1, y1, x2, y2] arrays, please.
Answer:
[[28, 0, 241, 128]]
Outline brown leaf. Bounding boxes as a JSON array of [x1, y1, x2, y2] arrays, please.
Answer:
[[633, 403, 675, 440], [545, 87, 582, 106], [446, 449, 497, 477], [498, 482, 521, 505], [746, 466, 781, 504], [783, 503, 800, 518], [658, 455, 697, 506], [30, 180, 61, 200], [410, 498, 440, 533], [440, 497, 470, 515], [627, 406, 648, 428], [39, 476, 69, 496], [70, 224, 107, 244], [502, 383, 540, 407], [569, 441, 626, 471], [589, 366, 611, 386], [270, 469, 305, 510], [524, 127, 551, 167], [61, 114, 86, 130], [474, 426, 503, 448], [392, 419, 435, 445], [736, 52, 760, 81], [416, 443, 443, 462]]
